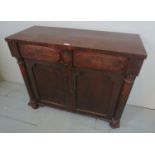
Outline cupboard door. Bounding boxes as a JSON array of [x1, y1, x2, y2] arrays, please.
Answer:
[[25, 60, 67, 108], [73, 69, 124, 118]]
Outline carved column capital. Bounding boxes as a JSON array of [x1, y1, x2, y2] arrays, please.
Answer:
[[17, 58, 24, 65], [124, 75, 136, 84]]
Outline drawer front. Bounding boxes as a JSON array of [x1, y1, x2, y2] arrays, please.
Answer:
[[19, 44, 61, 62], [74, 51, 128, 72]]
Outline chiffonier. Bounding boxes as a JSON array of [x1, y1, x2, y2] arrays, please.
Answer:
[[5, 26, 147, 128]]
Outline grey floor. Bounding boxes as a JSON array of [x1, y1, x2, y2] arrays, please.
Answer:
[[0, 81, 154, 133]]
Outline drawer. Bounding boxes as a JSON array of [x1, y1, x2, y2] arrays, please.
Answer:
[[74, 51, 128, 72], [19, 44, 61, 62]]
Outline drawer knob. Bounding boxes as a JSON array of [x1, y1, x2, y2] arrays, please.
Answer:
[[63, 43, 71, 46]]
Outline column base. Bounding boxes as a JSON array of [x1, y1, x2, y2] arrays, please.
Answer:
[[110, 119, 120, 129], [28, 100, 39, 109]]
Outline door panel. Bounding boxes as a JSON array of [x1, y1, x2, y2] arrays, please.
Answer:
[[73, 69, 124, 117], [25, 60, 67, 108]]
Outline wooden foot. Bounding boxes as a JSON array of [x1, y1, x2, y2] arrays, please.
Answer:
[[110, 119, 120, 129], [28, 100, 39, 109]]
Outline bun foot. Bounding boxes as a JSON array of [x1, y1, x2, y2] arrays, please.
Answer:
[[28, 100, 39, 109], [110, 119, 120, 129]]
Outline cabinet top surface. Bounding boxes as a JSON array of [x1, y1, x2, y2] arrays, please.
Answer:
[[6, 26, 147, 58]]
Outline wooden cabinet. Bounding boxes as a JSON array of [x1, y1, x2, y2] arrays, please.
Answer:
[[5, 26, 147, 128]]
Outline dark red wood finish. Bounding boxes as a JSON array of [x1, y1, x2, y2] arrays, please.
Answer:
[[5, 26, 147, 128]]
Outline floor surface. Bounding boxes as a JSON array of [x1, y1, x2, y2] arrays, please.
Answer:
[[0, 81, 154, 133]]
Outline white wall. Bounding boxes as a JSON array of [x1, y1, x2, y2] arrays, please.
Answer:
[[0, 21, 154, 109]]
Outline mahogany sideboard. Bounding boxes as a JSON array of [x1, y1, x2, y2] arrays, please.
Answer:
[[5, 26, 147, 128]]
